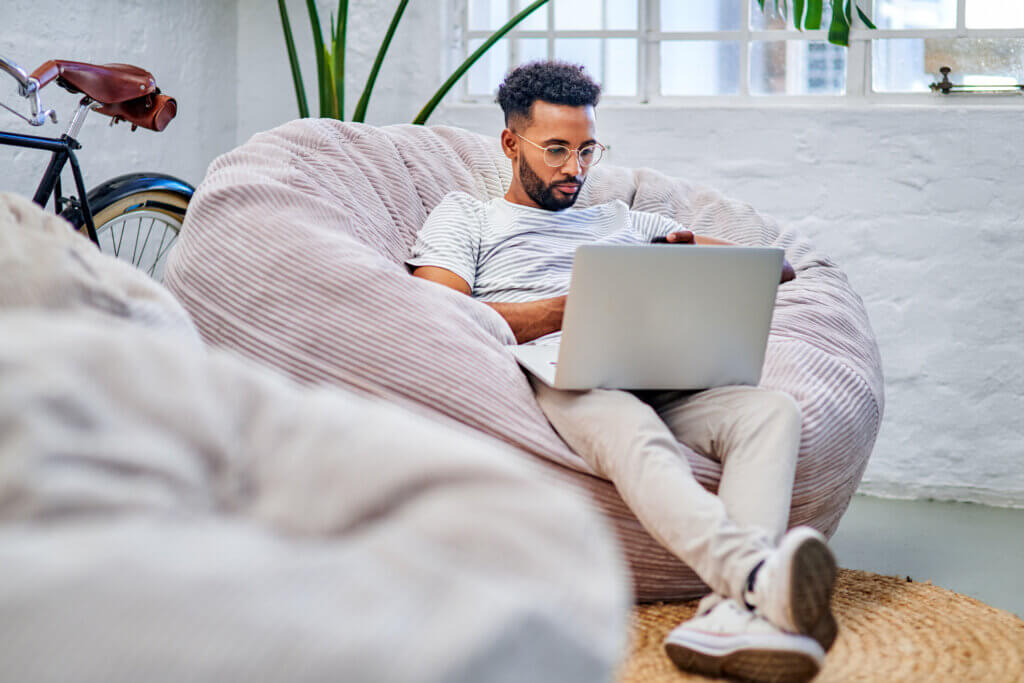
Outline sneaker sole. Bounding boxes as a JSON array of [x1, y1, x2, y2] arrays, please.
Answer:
[[789, 534, 839, 651], [665, 642, 820, 683]]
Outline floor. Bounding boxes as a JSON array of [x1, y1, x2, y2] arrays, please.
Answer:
[[828, 495, 1024, 619]]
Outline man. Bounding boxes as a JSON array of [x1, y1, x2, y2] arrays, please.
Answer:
[[407, 60, 837, 683]]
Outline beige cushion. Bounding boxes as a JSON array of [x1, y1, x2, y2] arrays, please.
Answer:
[[0, 192, 198, 338], [0, 312, 627, 682], [166, 120, 884, 600], [0, 193, 628, 681]]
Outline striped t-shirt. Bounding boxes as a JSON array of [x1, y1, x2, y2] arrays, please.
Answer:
[[406, 191, 685, 344]]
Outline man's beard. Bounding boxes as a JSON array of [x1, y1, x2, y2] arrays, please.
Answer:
[[518, 155, 583, 211]]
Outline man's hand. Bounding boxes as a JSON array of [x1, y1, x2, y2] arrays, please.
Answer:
[[655, 231, 796, 284], [651, 230, 696, 244], [780, 259, 796, 284], [665, 230, 695, 244]]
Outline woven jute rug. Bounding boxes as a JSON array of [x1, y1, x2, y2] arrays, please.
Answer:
[[621, 569, 1024, 682]]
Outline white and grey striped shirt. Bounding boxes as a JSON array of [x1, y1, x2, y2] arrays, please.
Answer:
[[407, 191, 685, 344]]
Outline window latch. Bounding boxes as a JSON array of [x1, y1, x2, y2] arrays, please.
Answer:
[[930, 66, 1024, 95]]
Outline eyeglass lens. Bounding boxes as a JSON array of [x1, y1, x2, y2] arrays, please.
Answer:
[[544, 144, 603, 168]]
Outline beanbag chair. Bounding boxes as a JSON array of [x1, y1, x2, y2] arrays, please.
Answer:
[[0, 192, 628, 682], [165, 120, 885, 600]]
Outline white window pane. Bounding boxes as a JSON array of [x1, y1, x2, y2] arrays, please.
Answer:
[[750, 41, 846, 94], [967, 0, 1024, 29], [514, 38, 549, 64], [664, 1, 742, 31], [661, 41, 741, 95], [750, 0, 832, 30], [467, 38, 511, 95], [469, 0, 509, 31], [605, 39, 638, 95], [872, 38, 1024, 92], [874, 0, 956, 30], [554, 0, 602, 30], [554, 38, 603, 81], [607, 0, 639, 30], [515, 0, 548, 31], [872, 39, 930, 92]]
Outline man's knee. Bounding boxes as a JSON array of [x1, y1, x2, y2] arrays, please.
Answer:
[[754, 390, 802, 432]]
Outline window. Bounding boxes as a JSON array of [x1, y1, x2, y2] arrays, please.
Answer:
[[458, 0, 1024, 99]]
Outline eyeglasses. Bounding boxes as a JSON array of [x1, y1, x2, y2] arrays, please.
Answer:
[[514, 133, 606, 169]]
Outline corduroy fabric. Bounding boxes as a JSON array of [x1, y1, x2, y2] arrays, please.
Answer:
[[165, 120, 884, 601]]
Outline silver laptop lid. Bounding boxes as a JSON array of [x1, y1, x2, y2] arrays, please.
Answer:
[[554, 244, 783, 390]]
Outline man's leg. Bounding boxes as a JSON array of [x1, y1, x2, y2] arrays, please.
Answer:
[[529, 376, 772, 601], [647, 386, 839, 655], [642, 386, 802, 545]]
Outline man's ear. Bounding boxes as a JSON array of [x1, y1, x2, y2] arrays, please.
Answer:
[[500, 128, 517, 160]]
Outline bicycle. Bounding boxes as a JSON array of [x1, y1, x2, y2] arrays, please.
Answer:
[[1, 55, 194, 281]]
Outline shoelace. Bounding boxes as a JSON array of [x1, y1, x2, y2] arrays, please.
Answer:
[[697, 596, 759, 628]]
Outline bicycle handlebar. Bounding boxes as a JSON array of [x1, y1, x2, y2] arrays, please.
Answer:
[[0, 56, 31, 92], [0, 55, 58, 126]]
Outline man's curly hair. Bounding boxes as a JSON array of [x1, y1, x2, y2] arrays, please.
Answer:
[[496, 60, 601, 127]]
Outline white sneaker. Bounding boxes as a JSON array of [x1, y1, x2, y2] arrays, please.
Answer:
[[744, 526, 839, 651], [664, 595, 825, 683]]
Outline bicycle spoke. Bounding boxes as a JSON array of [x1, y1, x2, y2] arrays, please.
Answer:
[[148, 225, 171, 276], [96, 226, 111, 253], [114, 218, 125, 258], [135, 217, 156, 268], [130, 217, 142, 266], [150, 229, 179, 270]]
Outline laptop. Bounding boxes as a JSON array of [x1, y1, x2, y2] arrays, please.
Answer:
[[510, 244, 783, 391]]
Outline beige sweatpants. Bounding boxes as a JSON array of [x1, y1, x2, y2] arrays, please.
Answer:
[[530, 377, 802, 601]]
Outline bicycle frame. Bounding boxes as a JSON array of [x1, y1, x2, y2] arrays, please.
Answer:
[[0, 129, 98, 243]]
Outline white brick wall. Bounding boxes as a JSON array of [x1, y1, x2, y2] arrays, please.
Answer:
[[3, 1, 1022, 507]]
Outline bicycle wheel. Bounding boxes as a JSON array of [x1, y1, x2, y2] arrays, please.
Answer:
[[64, 173, 193, 282]]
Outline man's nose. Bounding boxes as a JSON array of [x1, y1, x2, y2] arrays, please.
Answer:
[[561, 151, 583, 176]]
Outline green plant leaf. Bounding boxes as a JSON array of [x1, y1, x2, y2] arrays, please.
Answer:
[[305, 0, 329, 117], [328, 11, 338, 118], [856, 3, 876, 28], [844, 0, 853, 23], [413, 0, 549, 125], [325, 44, 338, 118], [794, 0, 806, 30], [278, 0, 309, 118], [757, 0, 765, 9], [828, 0, 850, 45], [334, 0, 348, 120], [352, 0, 409, 123], [805, 0, 823, 29]]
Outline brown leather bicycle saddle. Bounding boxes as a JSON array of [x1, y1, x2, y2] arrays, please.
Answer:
[[28, 59, 176, 132], [30, 60, 156, 104]]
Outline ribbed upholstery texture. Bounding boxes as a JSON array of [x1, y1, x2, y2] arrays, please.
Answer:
[[165, 120, 885, 601]]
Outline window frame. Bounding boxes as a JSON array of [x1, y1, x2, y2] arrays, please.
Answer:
[[454, 0, 1024, 105]]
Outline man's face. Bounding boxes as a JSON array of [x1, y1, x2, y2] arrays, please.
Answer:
[[503, 100, 597, 211]]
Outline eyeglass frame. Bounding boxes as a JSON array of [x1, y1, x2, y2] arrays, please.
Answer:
[[513, 133, 606, 169]]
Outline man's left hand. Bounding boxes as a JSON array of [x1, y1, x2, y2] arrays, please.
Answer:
[[781, 259, 796, 284], [664, 230, 695, 244], [660, 230, 796, 283]]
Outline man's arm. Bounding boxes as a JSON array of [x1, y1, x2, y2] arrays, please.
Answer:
[[483, 297, 566, 345], [411, 266, 565, 344], [410, 266, 472, 296]]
